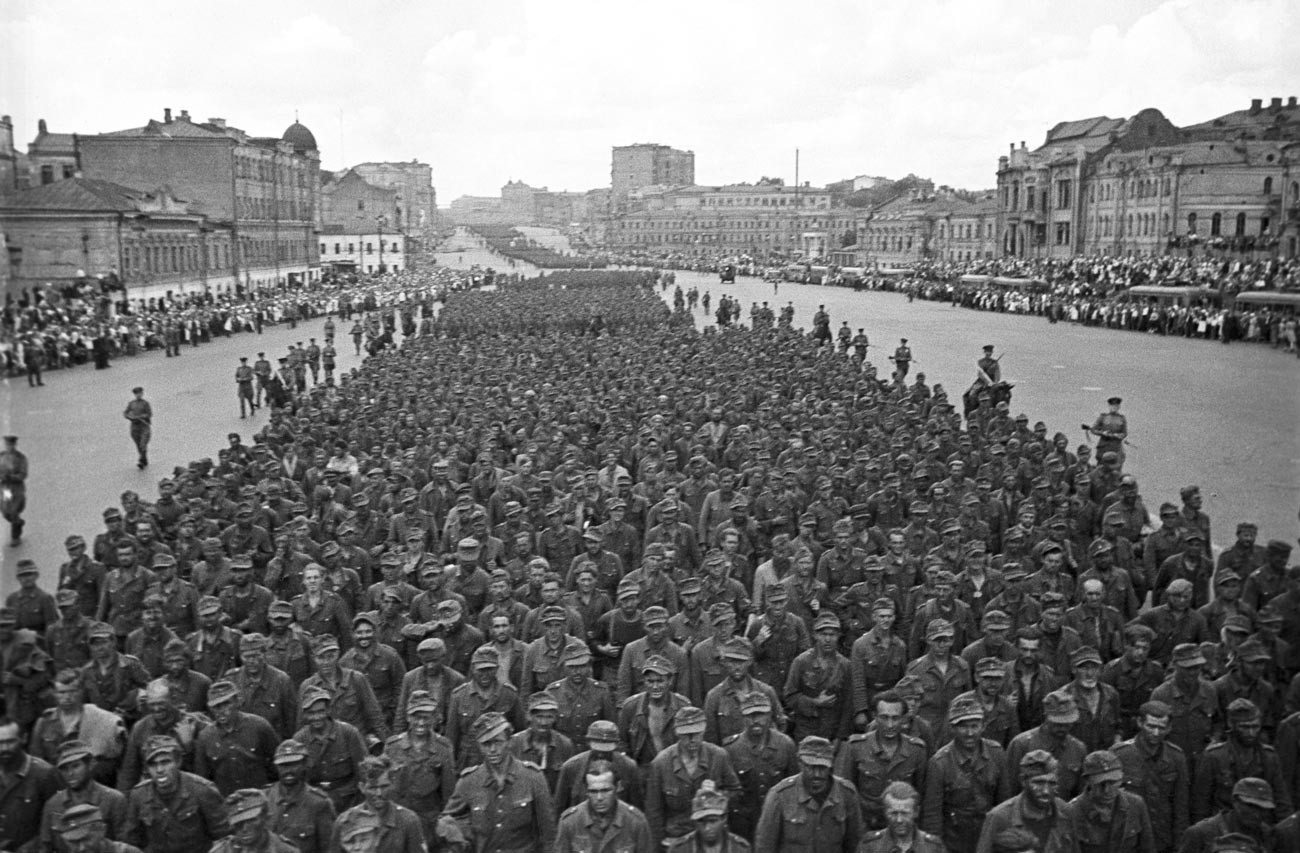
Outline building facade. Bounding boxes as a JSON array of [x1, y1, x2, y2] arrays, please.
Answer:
[[611, 144, 695, 211], [319, 227, 404, 274], [349, 161, 436, 235], [77, 108, 322, 289], [1, 177, 235, 298], [321, 170, 400, 235]]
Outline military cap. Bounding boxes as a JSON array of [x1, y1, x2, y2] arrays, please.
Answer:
[[687, 779, 729, 820], [416, 637, 446, 655], [14, 558, 38, 576], [54, 588, 80, 608], [607, 499, 627, 511], [225, 788, 269, 824], [1123, 623, 1156, 644], [87, 621, 115, 640], [1100, 450, 1120, 463], [231, 554, 255, 571], [798, 512, 816, 527], [1228, 698, 1262, 723], [64, 534, 87, 547], [642, 654, 677, 676], [456, 537, 481, 551], [991, 827, 1041, 853], [813, 612, 842, 633], [581, 527, 603, 542], [1035, 540, 1064, 561], [268, 599, 294, 616], [1235, 638, 1271, 663], [144, 735, 181, 762], [352, 610, 380, 630], [1265, 539, 1292, 555], [797, 736, 835, 767], [965, 539, 987, 556], [616, 578, 641, 600], [1165, 578, 1194, 596], [436, 598, 463, 615], [56, 739, 94, 767], [926, 618, 955, 640], [358, 755, 392, 787], [1180, 527, 1205, 543], [939, 519, 962, 536], [673, 706, 707, 734], [311, 634, 340, 655], [273, 739, 309, 764], [472, 711, 512, 743], [1071, 646, 1103, 667], [1257, 608, 1284, 625], [540, 605, 568, 624], [1087, 538, 1114, 558], [976, 656, 1007, 677], [1019, 748, 1057, 776], [1001, 563, 1027, 582], [102, 507, 122, 520], [934, 570, 957, 586], [1081, 750, 1124, 782], [1039, 592, 1068, 612], [563, 642, 593, 666], [528, 692, 559, 713], [587, 720, 620, 747], [1231, 777, 1274, 809], [300, 686, 332, 711], [470, 647, 500, 670], [1209, 834, 1263, 853], [350, 493, 371, 507], [197, 595, 222, 616], [719, 637, 754, 662], [1043, 691, 1080, 724], [739, 692, 773, 715], [57, 804, 106, 841], [1213, 568, 1244, 586], [208, 680, 240, 707], [908, 500, 930, 514], [406, 690, 438, 716], [643, 606, 670, 627], [981, 610, 1010, 631], [643, 542, 666, 558], [948, 695, 985, 724], [678, 576, 703, 595], [705, 602, 734, 626]]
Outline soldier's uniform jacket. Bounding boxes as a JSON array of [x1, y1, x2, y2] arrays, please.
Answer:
[[0, 754, 61, 853], [555, 799, 655, 853], [292, 719, 367, 810], [193, 711, 279, 795], [39, 780, 129, 853], [100, 567, 156, 638], [666, 829, 751, 853], [185, 626, 242, 681], [442, 755, 557, 853], [921, 738, 1012, 853], [974, 794, 1077, 853], [394, 664, 465, 736], [81, 653, 152, 719], [263, 628, 314, 684], [643, 742, 741, 845], [30, 701, 126, 779], [1176, 812, 1276, 853], [744, 611, 811, 692], [546, 676, 616, 750], [445, 679, 523, 769], [683, 636, 727, 706], [833, 731, 928, 828], [208, 830, 298, 853], [1101, 656, 1167, 736], [507, 728, 576, 792], [124, 771, 229, 853], [752, 773, 865, 853], [849, 629, 907, 716], [125, 627, 179, 679], [553, 750, 645, 814], [226, 663, 298, 740], [383, 731, 457, 819], [1063, 789, 1155, 853], [1148, 677, 1219, 761], [702, 677, 786, 745], [905, 653, 973, 730], [1007, 726, 1088, 800], [331, 802, 425, 853], [339, 643, 406, 725], [860, 828, 947, 853], [1059, 680, 1123, 752], [264, 782, 336, 853], [520, 635, 578, 698], [1190, 738, 1292, 822], [723, 728, 798, 828], [615, 637, 688, 706], [1112, 737, 1189, 853], [298, 668, 388, 741], [783, 648, 854, 740]]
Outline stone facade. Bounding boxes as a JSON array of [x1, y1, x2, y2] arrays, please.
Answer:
[[319, 227, 404, 274], [611, 144, 695, 211], [349, 161, 436, 235], [321, 170, 400, 235]]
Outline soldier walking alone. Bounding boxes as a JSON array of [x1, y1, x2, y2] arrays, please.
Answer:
[[123, 387, 152, 470]]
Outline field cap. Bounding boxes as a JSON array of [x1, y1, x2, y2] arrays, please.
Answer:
[[472, 711, 511, 743], [1231, 777, 1274, 809], [1081, 750, 1123, 782], [57, 804, 105, 841], [1043, 691, 1080, 724], [144, 735, 181, 762], [273, 739, 309, 765], [797, 736, 835, 767], [586, 720, 620, 747], [1171, 643, 1207, 667], [813, 612, 841, 632], [56, 739, 94, 767], [740, 692, 773, 715], [948, 695, 985, 724], [674, 706, 707, 734], [643, 606, 670, 627], [926, 618, 955, 641], [207, 680, 240, 707], [226, 788, 269, 824]]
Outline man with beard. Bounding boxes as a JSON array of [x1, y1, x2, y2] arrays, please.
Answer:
[[862, 781, 945, 853], [394, 638, 464, 736], [507, 691, 575, 793], [1150, 643, 1220, 763], [703, 637, 785, 745], [330, 757, 424, 853], [482, 613, 527, 688], [617, 605, 688, 704], [922, 695, 1011, 853], [556, 766, 654, 853], [1102, 624, 1165, 738], [225, 634, 297, 740], [721, 691, 796, 838], [754, 735, 864, 853], [520, 606, 581, 697], [1064, 750, 1154, 853], [644, 706, 741, 847], [0, 714, 61, 853], [382, 690, 455, 842], [1059, 646, 1122, 752], [834, 689, 928, 830], [340, 613, 406, 730], [1177, 778, 1280, 853], [123, 736, 228, 853], [210, 789, 296, 853], [124, 594, 177, 678], [976, 750, 1076, 853], [186, 597, 241, 681], [445, 647, 523, 770], [1007, 690, 1088, 800], [1191, 699, 1290, 822], [157, 640, 209, 714], [664, 779, 748, 853], [193, 681, 278, 795], [440, 711, 557, 852], [547, 644, 615, 751], [298, 635, 387, 745], [1112, 701, 1188, 853], [40, 739, 130, 852], [264, 739, 336, 853], [30, 669, 126, 784], [745, 585, 810, 693]]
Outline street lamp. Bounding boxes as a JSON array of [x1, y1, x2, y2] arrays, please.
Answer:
[[376, 214, 388, 273]]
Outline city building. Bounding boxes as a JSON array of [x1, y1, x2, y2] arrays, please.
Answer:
[[26, 119, 80, 188], [0, 115, 23, 195], [0, 177, 234, 297], [348, 160, 436, 235], [448, 195, 506, 225], [76, 108, 322, 289], [321, 169, 400, 235], [930, 193, 1000, 262], [319, 226, 404, 274], [996, 97, 1300, 259], [611, 143, 695, 211]]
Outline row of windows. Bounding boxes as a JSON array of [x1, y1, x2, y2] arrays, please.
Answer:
[[124, 240, 227, 277], [618, 217, 851, 230], [937, 223, 991, 240], [237, 196, 313, 221], [698, 196, 831, 208], [321, 242, 401, 255], [235, 155, 310, 188]]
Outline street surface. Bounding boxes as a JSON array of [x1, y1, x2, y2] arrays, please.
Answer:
[[658, 270, 1300, 550], [3, 231, 1295, 596]]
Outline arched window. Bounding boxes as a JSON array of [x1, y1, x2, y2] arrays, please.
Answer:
[[1235, 213, 1246, 236], [1211, 213, 1222, 236], [1264, 177, 1273, 195], [1187, 213, 1197, 234]]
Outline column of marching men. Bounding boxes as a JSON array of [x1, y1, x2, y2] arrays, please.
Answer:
[[2, 270, 1298, 853]]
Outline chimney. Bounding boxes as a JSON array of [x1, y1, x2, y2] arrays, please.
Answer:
[[1290, 97, 1297, 108], [164, 108, 172, 123], [1250, 99, 1262, 113], [179, 109, 190, 121], [1020, 141, 1026, 150], [208, 117, 225, 129], [1270, 97, 1282, 111], [38, 118, 47, 134], [1009, 143, 1015, 155]]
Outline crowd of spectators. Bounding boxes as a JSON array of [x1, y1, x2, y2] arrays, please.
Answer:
[[2, 269, 1298, 853]]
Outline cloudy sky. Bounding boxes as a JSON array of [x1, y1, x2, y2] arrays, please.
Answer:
[[4, 0, 1296, 203]]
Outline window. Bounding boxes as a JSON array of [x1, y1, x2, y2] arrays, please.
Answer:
[[1260, 217, 1270, 235], [1056, 180, 1071, 209], [1235, 213, 1246, 237], [40, 165, 54, 184], [62, 165, 75, 179], [1187, 213, 1197, 234], [366, 243, 373, 254], [357, 200, 365, 211], [1263, 177, 1273, 195], [334, 243, 340, 254], [320, 244, 326, 255], [1210, 213, 1221, 236]]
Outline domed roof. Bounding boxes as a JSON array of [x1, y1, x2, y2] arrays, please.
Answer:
[[282, 121, 317, 153]]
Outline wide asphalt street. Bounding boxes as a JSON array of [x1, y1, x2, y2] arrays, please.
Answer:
[[3, 236, 1295, 595], [659, 269, 1300, 552]]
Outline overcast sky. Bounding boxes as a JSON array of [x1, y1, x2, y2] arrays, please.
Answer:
[[4, 0, 1297, 204]]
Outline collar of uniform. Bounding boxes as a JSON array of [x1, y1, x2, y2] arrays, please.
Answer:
[[580, 800, 628, 830], [305, 720, 339, 744], [1009, 793, 1061, 826], [477, 755, 520, 788], [794, 775, 845, 807], [953, 739, 992, 769], [3, 753, 32, 780]]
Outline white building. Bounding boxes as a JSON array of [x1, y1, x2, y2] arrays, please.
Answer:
[[319, 228, 404, 274]]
